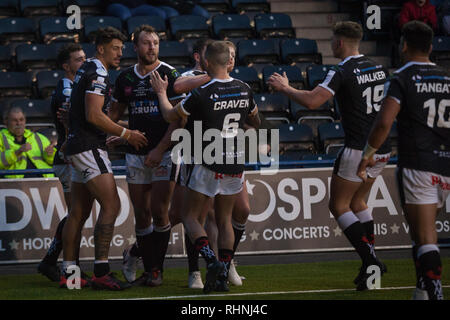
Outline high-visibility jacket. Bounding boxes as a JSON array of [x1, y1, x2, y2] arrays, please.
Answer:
[[0, 128, 56, 178]]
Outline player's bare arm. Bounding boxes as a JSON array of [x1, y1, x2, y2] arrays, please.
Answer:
[[173, 73, 211, 94], [268, 72, 333, 110], [150, 71, 186, 123], [85, 92, 148, 150], [357, 96, 401, 180]]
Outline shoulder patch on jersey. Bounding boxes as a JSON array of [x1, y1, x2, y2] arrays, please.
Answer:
[[96, 67, 108, 77], [62, 88, 72, 97], [171, 68, 180, 78]]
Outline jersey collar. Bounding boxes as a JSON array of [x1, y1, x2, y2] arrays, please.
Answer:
[[339, 54, 364, 66], [394, 61, 436, 74], [134, 62, 162, 79]]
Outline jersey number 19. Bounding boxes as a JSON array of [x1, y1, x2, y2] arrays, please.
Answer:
[[363, 84, 384, 114]]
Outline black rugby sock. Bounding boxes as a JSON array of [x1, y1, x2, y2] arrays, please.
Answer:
[[185, 232, 200, 272], [42, 216, 67, 265], [418, 245, 443, 300], [194, 236, 217, 265]]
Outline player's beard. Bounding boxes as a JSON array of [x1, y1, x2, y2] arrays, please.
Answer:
[[139, 52, 157, 66]]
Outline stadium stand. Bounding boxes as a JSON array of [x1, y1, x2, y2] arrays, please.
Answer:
[[232, 0, 270, 13], [159, 41, 192, 69], [10, 98, 53, 127], [431, 36, 450, 68], [280, 38, 322, 65], [61, 0, 103, 15], [212, 14, 254, 39], [238, 39, 280, 65], [20, 0, 59, 17], [254, 13, 295, 38], [0, 0, 446, 165], [278, 123, 316, 158], [39, 16, 79, 44], [83, 16, 123, 42], [0, 72, 34, 98], [230, 66, 261, 93], [16, 43, 57, 71], [306, 64, 334, 89], [254, 92, 291, 124], [0, 0, 20, 17], [262, 64, 304, 90], [198, 0, 231, 14], [169, 15, 210, 40], [36, 70, 64, 99], [126, 16, 168, 41], [0, 17, 36, 45], [318, 122, 345, 156]]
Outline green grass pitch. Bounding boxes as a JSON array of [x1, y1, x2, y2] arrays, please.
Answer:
[[1, 257, 449, 300]]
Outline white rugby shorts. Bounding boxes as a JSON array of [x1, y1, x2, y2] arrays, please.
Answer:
[[186, 164, 244, 197], [126, 151, 179, 184], [67, 148, 113, 184], [333, 147, 390, 182], [397, 168, 450, 208]]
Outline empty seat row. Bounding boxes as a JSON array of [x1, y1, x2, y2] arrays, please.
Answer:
[[0, 12, 294, 45], [0, 38, 322, 72], [0, 0, 269, 18]]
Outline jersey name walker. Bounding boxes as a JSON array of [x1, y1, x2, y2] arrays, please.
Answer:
[[180, 78, 257, 174], [51, 77, 72, 164], [386, 61, 450, 176], [319, 54, 391, 153], [113, 62, 183, 155], [66, 58, 112, 155]]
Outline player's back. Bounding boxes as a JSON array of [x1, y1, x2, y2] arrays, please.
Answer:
[[67, 58, 111, 156], [387, 61, 450, 176], [181, 77, 257, 174], [320, 55, 390, 153]]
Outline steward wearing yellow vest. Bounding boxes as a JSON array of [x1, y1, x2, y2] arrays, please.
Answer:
[[0, 106, 56, 179]]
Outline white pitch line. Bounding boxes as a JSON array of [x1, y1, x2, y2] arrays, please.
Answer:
[[110, 285, 450, 300]]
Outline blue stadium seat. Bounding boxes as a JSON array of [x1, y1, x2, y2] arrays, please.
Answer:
[[36, 70, 64, 99], [11, 99, 52, 124], [230, 66, 261, 93], [83, 16, 123, 42], [431, 36, 450, 68], [39, 16, 79, 44], [254, 13, 295, 38], [254, 92, 290, 124], [290, 100, 335, 122], [0, 47, 13, 71], [0, 0, 19, 17], [0, 18, 37, 45], [159, 41, 192, 68], [81, 43, 96, 59], [281, 38, 322, 65], [0, 72, 34, 98], [318, 122, 345, 155], [231, 0, 270, 13], [169, 15, 210, 40], [238, 39, 280, 65], [301, 153, 335, 161], [126, 16, 168, 40], [262, 65, 304, 90], [20, 0, 59, 17], [37, 127, 58, 143], [62, 0, 102, 15], [278, 123, 316, 155], [212, 14, 253, 39], [306, 64, 334, 89], [16, 44, 57, 71], [120, 42, 137, 68], [198, 0, 230, 13]]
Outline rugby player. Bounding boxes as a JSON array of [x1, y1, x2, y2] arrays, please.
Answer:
[[150, 41, 260, 293], [38, 43, 86, 282], [268, 21, 389, 290], [108, 25, 185, 286], [358, 21, 449, 300], [62, 27, 147, 290]]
